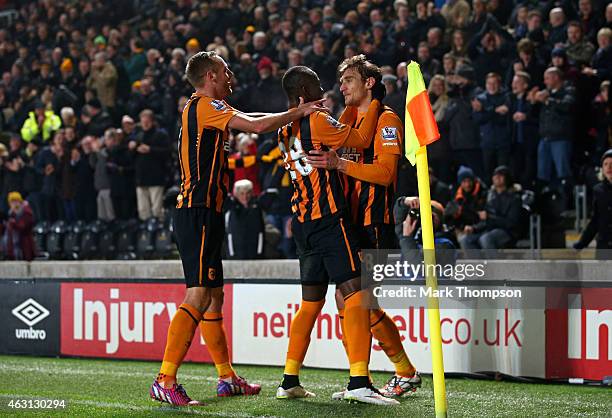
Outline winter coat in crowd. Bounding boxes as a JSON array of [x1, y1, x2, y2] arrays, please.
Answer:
[[539, 85, 576, 140], [224, 197, 265, 259], [575, 178, 612, 250]]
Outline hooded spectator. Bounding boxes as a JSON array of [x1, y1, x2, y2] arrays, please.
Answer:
[[1, 191, 35, 261]]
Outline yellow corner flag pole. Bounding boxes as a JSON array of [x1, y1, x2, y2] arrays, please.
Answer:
[[404, 61, 447, 417]]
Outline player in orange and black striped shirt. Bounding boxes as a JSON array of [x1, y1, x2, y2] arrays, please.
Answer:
[[152, 52, 326, 406], [276, 66, 398, 406], [306, 55, 421, 399]]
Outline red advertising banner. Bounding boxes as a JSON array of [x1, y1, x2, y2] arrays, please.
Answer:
[[60, 283, 233, 362], [546, 288, 612, 380]]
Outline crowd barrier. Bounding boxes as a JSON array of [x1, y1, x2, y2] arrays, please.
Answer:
[[0, 260, 610, 382]]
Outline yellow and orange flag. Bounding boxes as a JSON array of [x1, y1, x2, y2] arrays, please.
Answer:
[[404, 61, 440, 165]]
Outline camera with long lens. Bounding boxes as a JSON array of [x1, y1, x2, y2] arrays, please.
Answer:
[[408, 208, 420, 221]]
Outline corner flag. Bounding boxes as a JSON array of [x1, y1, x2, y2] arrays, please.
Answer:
[[404, 61, 440, 165], [404, 61, 448, 417]]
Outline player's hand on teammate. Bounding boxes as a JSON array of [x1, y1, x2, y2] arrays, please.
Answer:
[[306, 149, 340, 170], [296, 97, 328, 117]]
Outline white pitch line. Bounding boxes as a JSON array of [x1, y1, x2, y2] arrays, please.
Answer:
[[0, 363, 339, 390]]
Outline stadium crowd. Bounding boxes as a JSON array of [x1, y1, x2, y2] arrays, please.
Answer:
[[0, 0, 611, 260]]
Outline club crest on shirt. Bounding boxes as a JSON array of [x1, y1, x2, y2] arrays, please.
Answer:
[[210, 99, 226, 111], [381, 126, 398, 141], [326, 115, 342, 129]]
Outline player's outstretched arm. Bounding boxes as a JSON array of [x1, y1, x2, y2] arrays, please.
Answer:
[[228, 98, 326, 134], [307, 150, 398, 187]]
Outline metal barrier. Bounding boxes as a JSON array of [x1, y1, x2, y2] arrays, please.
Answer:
[[529, 214, 541, 251], [574, 185, 588, 232]]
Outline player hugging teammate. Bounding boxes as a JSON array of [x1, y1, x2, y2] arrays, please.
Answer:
[[276, 56, 420, 405]]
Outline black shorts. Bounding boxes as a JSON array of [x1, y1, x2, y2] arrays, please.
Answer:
[[358, 223, 397, 249], [173, 206, 224, 288], [292, 213, 361, 285]]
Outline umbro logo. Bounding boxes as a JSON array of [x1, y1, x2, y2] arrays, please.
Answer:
[[12, 298, 50, 327]]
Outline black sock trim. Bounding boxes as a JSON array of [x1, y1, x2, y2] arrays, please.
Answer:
[[348, 376, 369, 390], [281, 374, 300, 390], [180, 306, 200, 325], [202, 317, 223, 322]]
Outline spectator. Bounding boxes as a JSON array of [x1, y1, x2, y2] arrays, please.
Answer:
[[548, 8, 568, 47], [416, 42, 440, 85], [445, 64, 484, 179], [247, 57, 286, 114], [230, 133, 261, 195], [472, 72, 511, 178], [81, 99, 112, 138], [126, 77, 162, 118], [0, 192, 35, 261], [224, 179, 265, 260], [129, 109, 169, 220], [428, 75, 453, 183], [381, 74, 405, 121], [573, 149, 612, 254], [577, 0, 602, 43], [444, 165, 488, 230], [20, 101, 61, 143], [582, 28, 612, 82], [506, 38, 546, 89], [35, 131, 64, 221], [86, 51, 118, 111], [72, 136, 97, 222], [107, 128, 135, 220], [535, 67, 575, 197], [460, 165, 521, 249], [429, 167, 452, 207], [508, 71, 540, 189], [90, 129, 115, 221], [564, 21, 596, 67]]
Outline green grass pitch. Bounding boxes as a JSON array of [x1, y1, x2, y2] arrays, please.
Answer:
[[0, 355, 610, 417]]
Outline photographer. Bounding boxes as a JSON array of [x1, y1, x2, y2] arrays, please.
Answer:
[[394, 196, 459, 263], [573, 149, 612, 255]]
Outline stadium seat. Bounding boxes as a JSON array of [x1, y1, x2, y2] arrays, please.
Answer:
[[98, 227, 116, 260], [136, 217, 160, 258], [33, 221, 50, 260], [46, 221, 67, 259], [79, 220, 106, 259], [115, 219, 139, 258]]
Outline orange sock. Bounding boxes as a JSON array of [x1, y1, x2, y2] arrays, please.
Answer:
[[284, 300, 325, 376], [200, 312, 235, 379], [370, 308, 416, 377], [344, 290, 371, 377], [158, 303, 202, 386]]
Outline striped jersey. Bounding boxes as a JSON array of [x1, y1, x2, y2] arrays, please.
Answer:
[[340, 106, 402, 226], [176, 93, 238, 212], [278, 111, 358, 223]]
